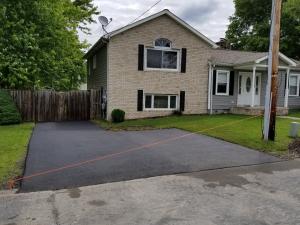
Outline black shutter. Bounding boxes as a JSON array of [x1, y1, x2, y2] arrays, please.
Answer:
[[229, 71, 235, 96], [180, 91, 185, 112], [100, 87, 104, 104], [138, 45, 144, 71], [137, 90, 143, 111], [299, 77, 300, 96], [212, 70, 216, 95], [181, 48, 187, 73], [284, 72, 287, 96]]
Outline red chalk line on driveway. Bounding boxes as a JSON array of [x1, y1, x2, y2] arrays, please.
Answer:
[[8, 115, 261, 190]]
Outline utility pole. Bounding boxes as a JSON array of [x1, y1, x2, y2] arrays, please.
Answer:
[[263, 0, 282, 141]]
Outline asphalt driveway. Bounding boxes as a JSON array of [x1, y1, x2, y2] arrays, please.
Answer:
[[21, 121, 280, 192]]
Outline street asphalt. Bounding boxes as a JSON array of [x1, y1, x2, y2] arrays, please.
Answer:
[[1, 160, 300, 225], [21, 121, 280, 192]]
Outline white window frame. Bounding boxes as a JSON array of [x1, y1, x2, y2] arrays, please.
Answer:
[[144, 47, 181, 72], [154, 38, 172, 48], [92, 55, 97, 69], [216, 70, 230, 96], [238, 75, 242, 95], [144, 94, 178, 110], [289, 74, 300, 96]]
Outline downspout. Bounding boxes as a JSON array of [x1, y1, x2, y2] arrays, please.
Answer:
[[106, 41, 110, 121], [208, 62, 212, 113], [208, 62, 214, 115], [211, 64, 215, 115], [284, 68, 290, 108], [102, 37, 110, 121]]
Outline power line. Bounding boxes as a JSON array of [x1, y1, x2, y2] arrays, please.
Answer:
[[88, 0, 162, 39], [129, 0, 163, 24]]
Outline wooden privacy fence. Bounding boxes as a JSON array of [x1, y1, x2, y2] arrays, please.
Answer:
[[8, 89, 101, 122]]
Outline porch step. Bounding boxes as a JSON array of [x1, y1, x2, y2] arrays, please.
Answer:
[[230, 107, 288, 116]]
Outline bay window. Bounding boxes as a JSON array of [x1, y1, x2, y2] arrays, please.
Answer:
[[144, 94, 178, 110]]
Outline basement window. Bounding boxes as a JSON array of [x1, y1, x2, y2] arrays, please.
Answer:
[[144, 94, 178, 110]]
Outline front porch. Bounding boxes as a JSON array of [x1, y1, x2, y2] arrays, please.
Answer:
[[230, 106, 288, 116], [208, 51, 298, 116], [233, 56, 291, 108]]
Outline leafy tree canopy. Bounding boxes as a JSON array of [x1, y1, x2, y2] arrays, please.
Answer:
[[226, 0, 300, 60], [0, 0, 98, 90]]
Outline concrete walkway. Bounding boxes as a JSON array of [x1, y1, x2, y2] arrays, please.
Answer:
[[21, 121, 280, 192], [278, 116, 300, 120], [1, 160, 300, 225]]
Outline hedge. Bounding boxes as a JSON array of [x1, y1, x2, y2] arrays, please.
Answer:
[[0, 90, 21, 125]]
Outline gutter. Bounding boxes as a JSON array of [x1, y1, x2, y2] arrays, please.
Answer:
[[83, 37, 109, 59]]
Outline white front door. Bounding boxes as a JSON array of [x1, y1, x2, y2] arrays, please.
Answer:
[[237, 72, 261, 106]]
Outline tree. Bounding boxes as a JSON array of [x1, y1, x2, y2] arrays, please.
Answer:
[[0, 0, 98, 90], [226, 0, 300, 60]]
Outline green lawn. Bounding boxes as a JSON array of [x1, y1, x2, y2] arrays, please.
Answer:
[[289, 109, 300, 118], [95, 114, 296, 156], [0, 123, 34, 188]]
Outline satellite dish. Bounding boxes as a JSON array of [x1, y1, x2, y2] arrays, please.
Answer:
[[98, 16, 109, 27], [98, 16, 112, 36]]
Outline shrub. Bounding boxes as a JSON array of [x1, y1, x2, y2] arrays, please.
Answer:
[[111, 109, 125, 123], [173, 110, 182, 116], [0, 90, 21, 125]]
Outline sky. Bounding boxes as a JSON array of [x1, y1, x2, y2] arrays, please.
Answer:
[[79, 0, 235, 47]]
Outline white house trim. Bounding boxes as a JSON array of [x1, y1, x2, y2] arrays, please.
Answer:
[[279, 53, 297, 66], [289, 74, 300, 97], [108, 9, 218, 48], [255, 52, 297, 66], [143, 93, 178, 111], [215, 70, 230, 96], [105, 41, 110, 121], [143, 46, 181, 72], [255, 56, 267, 64], [208, 62, 212, 111], [251, 66, 256, 107], [234, 64, 291, 70]]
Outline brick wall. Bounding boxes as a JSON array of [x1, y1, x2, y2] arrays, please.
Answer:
[[107, 15, 213, 120]]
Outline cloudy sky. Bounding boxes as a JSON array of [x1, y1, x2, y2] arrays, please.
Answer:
[[79, 0, 235, 47]]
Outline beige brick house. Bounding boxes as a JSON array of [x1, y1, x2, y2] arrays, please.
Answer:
[[85, 9, 300, 120]]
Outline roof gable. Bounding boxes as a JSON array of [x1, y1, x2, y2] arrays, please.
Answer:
[[210, 49, 267, 66], [255, 52, 297, 66], [210, 49, 297, 67], [107, 9, 218, 48]]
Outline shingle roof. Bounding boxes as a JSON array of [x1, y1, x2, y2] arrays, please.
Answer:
[[210, 49, 267, 66]]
